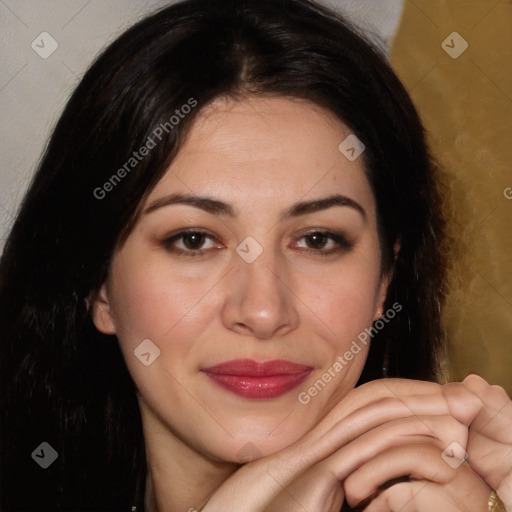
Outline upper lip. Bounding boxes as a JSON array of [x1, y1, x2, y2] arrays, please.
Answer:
[[201, 359, 313, 377]]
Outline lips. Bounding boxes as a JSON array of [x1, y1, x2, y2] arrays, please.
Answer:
[[201, 359, 313, 400]]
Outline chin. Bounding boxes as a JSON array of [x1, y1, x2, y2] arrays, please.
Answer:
[[204, 417, 316, 464]]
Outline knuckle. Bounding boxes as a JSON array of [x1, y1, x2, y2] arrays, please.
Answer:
[[443, 380, 484, 417], [436, 415, 468, 444], [464, 373, 486, 385], [380, 482, 415, 509], [450, 414, 468, 436], [490, 384, 511, 402], [343, 475, 368, 507]]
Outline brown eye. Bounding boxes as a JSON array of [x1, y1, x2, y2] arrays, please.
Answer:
[[182, 232, 206, 250], [304, 232, 330, 250], [162, 230, 221, 256], [293, 230, 351, 256]]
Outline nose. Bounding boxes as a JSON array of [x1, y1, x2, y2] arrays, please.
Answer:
[[220, 244, 300, 340]]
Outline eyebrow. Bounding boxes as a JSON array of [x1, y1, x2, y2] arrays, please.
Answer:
[[144, 193, 366, 221]]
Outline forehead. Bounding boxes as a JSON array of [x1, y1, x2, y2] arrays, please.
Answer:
[[146, 96, 375, 218]]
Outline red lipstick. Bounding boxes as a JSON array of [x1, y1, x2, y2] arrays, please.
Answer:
[[201, 359, 313, 400]]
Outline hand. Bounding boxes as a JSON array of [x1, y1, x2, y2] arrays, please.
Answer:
[[321, 376, 511, 510], [461, 374, 512, 511], [320, 418, 491, 511], [202, 379, 455, 511], [202, 377, 510, 511], [269, 379, 493, 511]]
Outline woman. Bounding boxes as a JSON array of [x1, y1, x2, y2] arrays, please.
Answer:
[[1, 0, 510, 510]]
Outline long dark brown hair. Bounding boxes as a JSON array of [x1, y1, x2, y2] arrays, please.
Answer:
[[0, 0, 447, 509]]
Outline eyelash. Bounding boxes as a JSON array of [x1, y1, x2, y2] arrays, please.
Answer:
[[161, 229, 351, 257]]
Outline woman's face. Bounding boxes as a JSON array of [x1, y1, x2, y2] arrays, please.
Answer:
[[92, 96, 390, 462]]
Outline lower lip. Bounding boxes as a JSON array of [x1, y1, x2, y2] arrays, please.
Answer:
[[202, 370, 312, 400]]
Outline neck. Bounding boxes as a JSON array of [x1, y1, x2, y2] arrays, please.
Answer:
[[138, 398, 239, 512]]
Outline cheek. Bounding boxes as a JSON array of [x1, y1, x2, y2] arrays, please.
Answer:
[[307, 252, 383, 347], [108, 253, 221, 354]]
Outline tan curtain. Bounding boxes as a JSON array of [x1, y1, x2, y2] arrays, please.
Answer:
[[391, 0, 512, 393]]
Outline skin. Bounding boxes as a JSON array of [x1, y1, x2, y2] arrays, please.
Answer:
[[91, 96, 512, 511], [202, 376, 512, 511]]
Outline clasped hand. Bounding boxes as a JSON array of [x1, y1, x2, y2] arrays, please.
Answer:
[[202, 375, 512, 512]]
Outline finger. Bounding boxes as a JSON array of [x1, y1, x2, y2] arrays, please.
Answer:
[[360, 480, 467, 512], [320, 415, 468, 481], [441, 380, 484, 426], [314, 393, 455, 459], [361, 481, 426, 512], [343, 443, 456, 508], [360, 465, 492, 512], [462, 374, 510, 406], [467, 408, 512, 491], [313, 378, 484, 446], [311, 379, 442, 438], [461, 374, 512, 438], [458, 375, 512, 495]]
